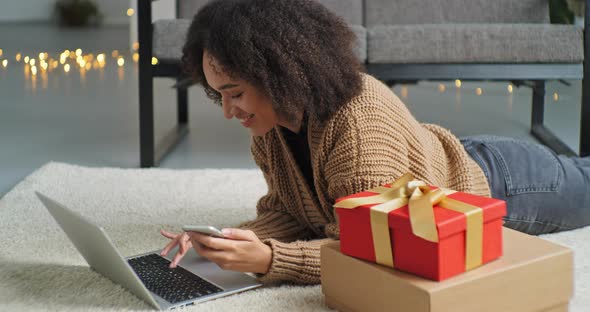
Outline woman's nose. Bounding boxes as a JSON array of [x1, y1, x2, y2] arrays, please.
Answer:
[[222, 97, 233, 120]]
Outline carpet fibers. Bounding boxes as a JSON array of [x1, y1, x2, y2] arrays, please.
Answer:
[[0, 162, 587, 311]]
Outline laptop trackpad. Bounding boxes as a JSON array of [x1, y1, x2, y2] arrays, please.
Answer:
[[162, 247, 260, 291]]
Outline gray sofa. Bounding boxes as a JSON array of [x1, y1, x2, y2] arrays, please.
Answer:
[[138, 0, 589, 167], [156, 0, 582, 65]]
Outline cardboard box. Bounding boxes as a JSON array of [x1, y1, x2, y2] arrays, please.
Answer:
[[321, 227, 573, 312], [336, 185, 506, 281]]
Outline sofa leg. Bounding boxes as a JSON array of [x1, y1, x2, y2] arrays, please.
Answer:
[[530, 80, 576, 156], [138, 0, 155, 168], [581, 77, 590, 157], [139, 71, 155, 168], [177, 81, 188, 124], [531, 80, 545, 128]]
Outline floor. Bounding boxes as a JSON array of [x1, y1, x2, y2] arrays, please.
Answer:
[[0, 23, 583, 198]]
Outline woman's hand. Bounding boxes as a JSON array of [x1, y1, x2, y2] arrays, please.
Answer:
[[188, 228, 272, 274], [160, 230, 193, 268]]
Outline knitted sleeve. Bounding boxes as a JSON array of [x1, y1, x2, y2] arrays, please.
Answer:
[[238, 136, 314, 242], [237, 136, 334, 285], [253, 97, 413, 285]]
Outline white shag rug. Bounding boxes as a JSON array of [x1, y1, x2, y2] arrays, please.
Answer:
[[0, 162, 588, 311]]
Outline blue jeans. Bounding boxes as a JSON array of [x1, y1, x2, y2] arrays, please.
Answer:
[[460, 135, 590, 235]]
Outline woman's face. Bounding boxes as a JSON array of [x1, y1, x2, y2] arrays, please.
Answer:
[[202, 51, 280, 137]]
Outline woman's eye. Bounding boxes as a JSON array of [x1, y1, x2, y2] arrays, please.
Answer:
[[231, 92, 243, 99]]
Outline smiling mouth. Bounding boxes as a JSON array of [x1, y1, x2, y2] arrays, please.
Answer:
[[238, 114, 255, 123]]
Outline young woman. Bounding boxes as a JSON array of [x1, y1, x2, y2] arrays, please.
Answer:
[[160, 0, 590, 285]]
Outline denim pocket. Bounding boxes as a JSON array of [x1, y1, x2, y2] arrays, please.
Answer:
[[478, 137, 561, 196]]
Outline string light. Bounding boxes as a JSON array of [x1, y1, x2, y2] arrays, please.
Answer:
[[455, 79, 462, 88], [400, 85, 408, 99], [127, 8, 135, 17], [10, 48, 167, 86], [553, 92, 559, 102], [2, 59, 7, 68], [507, 84, 513, 93], [0, 48, 3, 57], [476, 87, 483, 96]]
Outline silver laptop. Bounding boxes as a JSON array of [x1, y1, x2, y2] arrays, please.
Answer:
[[35, 192, 262, 310]]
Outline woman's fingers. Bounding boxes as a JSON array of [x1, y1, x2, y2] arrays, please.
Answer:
[[171, 238, 191, 268], [170, 251, 184, 268], [160, 230, 177, 239], [179, 234, 192, 254], [166, 233, 194, 268], [160, 233, 182, 256]]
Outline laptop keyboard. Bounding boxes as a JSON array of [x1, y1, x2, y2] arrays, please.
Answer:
[[128, 253, 224, 304]]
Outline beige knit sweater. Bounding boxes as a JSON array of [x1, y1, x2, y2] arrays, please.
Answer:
[[239, 73, 490, 285]]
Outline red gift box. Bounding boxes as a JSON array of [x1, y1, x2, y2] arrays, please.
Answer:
[[335, 174, 506, 281]]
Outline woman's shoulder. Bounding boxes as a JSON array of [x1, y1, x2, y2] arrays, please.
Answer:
[[329, 73, 410, 125]]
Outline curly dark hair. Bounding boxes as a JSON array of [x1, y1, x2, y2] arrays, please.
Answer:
[[181, 0, 364, 124]]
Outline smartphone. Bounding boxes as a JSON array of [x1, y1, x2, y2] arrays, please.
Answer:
[[182, 225, 225, 238]]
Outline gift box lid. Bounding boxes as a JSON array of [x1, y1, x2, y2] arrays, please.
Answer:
[[335, 186, 506, 240]]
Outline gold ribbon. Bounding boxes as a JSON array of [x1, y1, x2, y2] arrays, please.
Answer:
[[334, 173, 483, 271]]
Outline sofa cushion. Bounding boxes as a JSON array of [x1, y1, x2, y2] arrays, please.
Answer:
[[315, 0, 364, 25], [178, 0, 363, 25], [153, 19, 193, 62], [350, 24, 367, 63], [368, 24, 583, 64], [178, 0, 211, 19], [364, 0, 549, 26], [153, 19, 367, 63]]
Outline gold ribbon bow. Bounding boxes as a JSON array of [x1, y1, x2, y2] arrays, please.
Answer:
[[334, 173, 483, 271]]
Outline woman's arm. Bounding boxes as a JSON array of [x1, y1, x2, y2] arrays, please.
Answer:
[[247, 101, 413, 284], [238, 136, 315, 241]]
